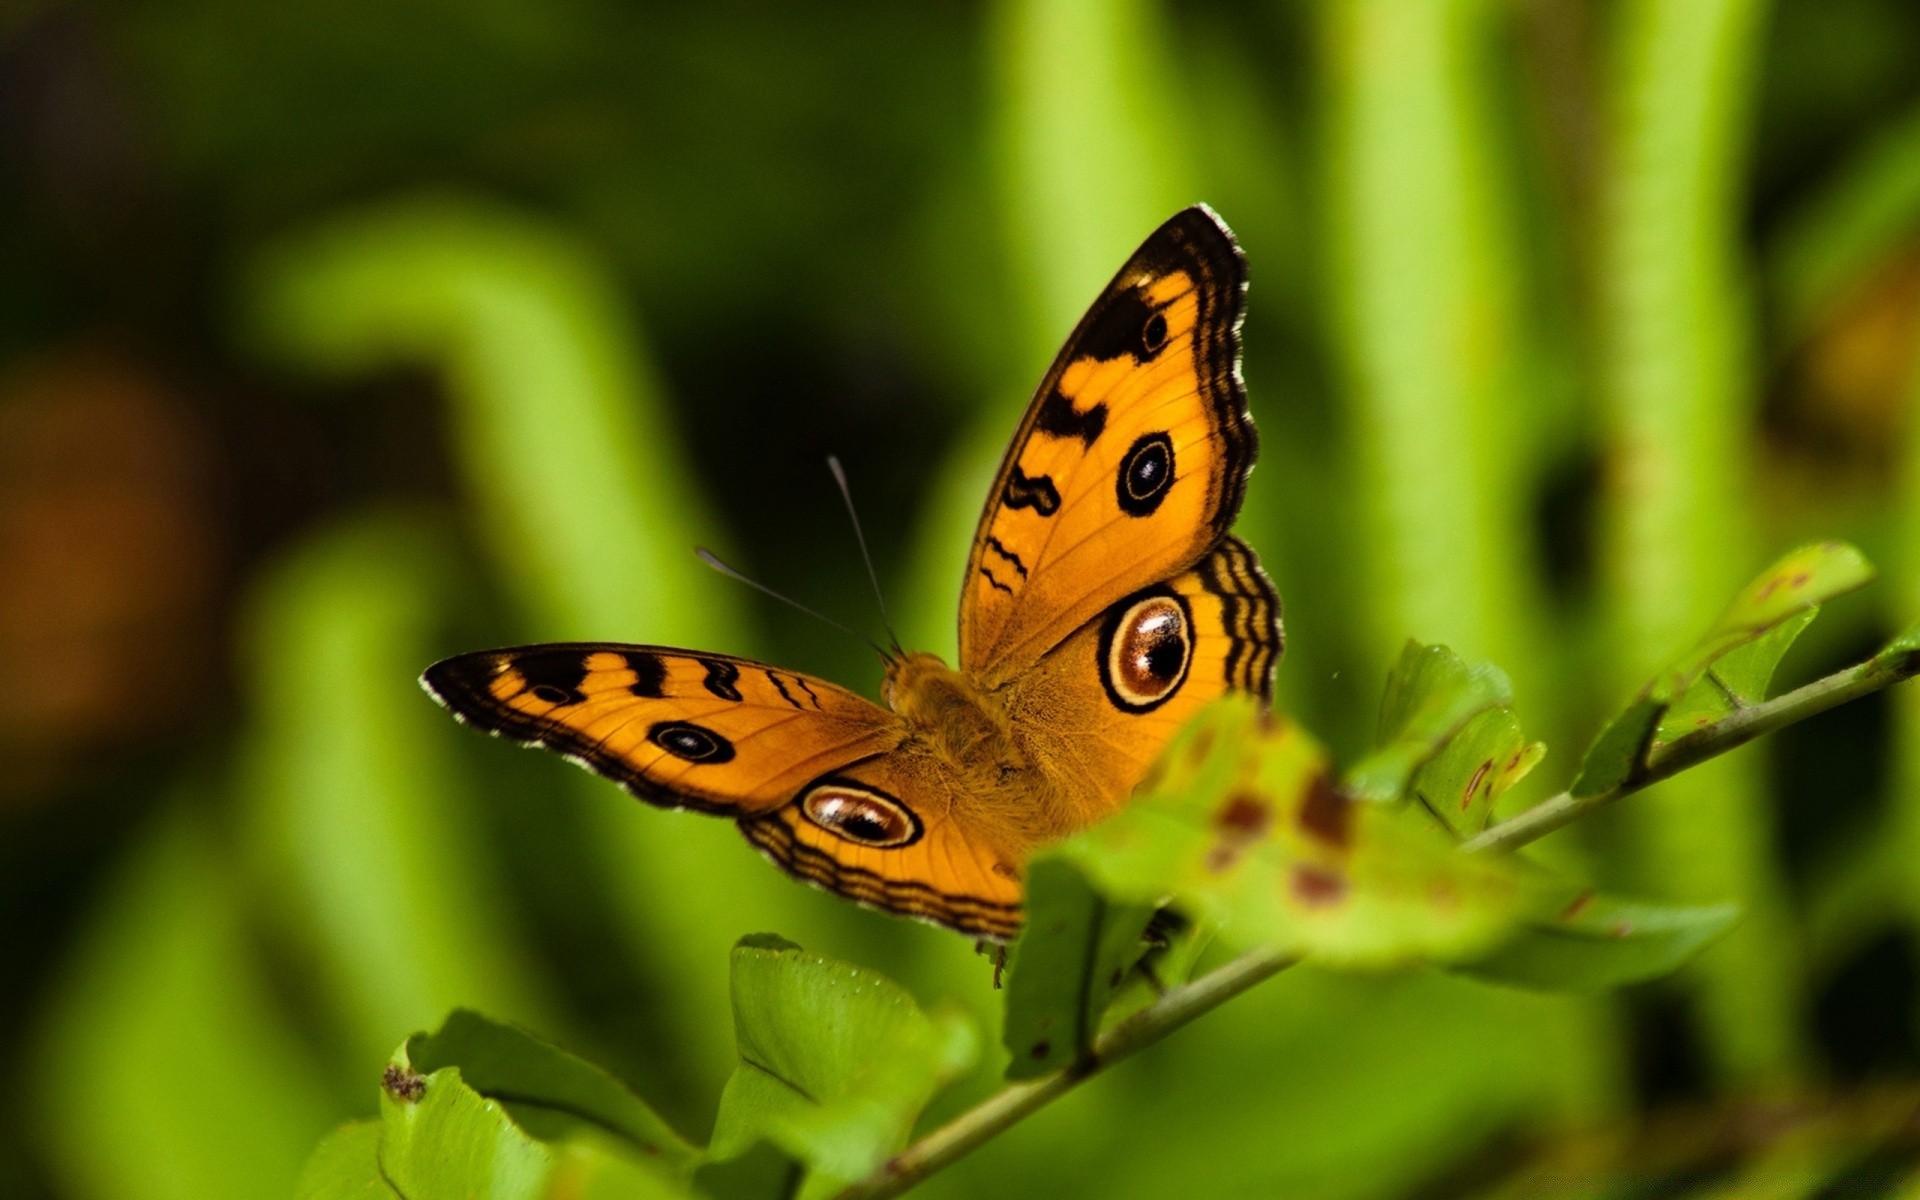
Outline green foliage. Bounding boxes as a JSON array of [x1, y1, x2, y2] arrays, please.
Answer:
[[301, 940, 972, 1200], [1346, 641, 1543, 826], [291, 1011, 703, 1199], [1462, 896, 1744, 993], [999, 862, 1154, 1080], [704, 935, 973, 1197], [262, 538, 1920, 1196], [406, 1011, 697, 1167], [1046, 699, 1536, 967], [1574, 541, 1874, 796]]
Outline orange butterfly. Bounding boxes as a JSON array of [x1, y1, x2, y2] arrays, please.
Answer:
[[423, 207, 1281, 939]]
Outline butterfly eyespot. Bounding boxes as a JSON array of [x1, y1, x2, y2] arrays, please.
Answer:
[[1117, 432, 1176, 516], [530, 684, 574, 706], [1098, 590, 1192, 713], [1141, 312, 1169, 355], [800, 780, 921, 848], [648, 720, 735, 763]]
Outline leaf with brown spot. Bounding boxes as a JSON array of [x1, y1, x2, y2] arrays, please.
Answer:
[[1410, 706, 1544, 834], [1576, 542, 1873, 793], [1048, 696, 1538, 968], [1345, 642, 1515, 804]]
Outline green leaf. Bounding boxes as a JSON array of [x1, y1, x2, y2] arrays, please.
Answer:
[[1675, 541, 1872, 672], [1000, 859, 1157, 1080], [1872, 615, 1920, 667], [1053, 698, 1535, 967], [1573, 542, 1874, 793], [404, 1010, 698, 1171], [1409, 706, 1546, 835], [1460, 894, 1742, 992], [1569, 697, 1663, 798], [1656, 610, 1815, 745], [703, 935, 974, 1198], [375, 1044, 691, 1200], [1345, 642, 1515, 803], [298, 1014, 697, 1200], [296, 1123, 397, 1200]]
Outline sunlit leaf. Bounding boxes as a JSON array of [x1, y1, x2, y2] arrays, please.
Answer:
[[1410, 706, 1546, 835], [298, 1013, 700, 1200], [1460, 894, 1742, 992], [295, 1124, 396, 1200], [374, 1047, 690, 1200], [1657, 611, 1815, 745], [1001, 859, 1156, 1080], [703, 935, 974, 1198], [404, 1010, 698, 1171], [1345, 642, 1514, 803], [1573, 542, 1874, 793], [1052, 698, 1535, 967]]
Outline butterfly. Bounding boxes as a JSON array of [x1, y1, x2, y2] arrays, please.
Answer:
[[423, 206, 1281, 940]]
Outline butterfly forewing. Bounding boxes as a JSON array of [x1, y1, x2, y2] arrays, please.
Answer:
[[960, 206, 1255, 685], [421, 644, 902, 816]]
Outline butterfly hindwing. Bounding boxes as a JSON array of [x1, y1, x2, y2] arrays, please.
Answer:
[[739, 750, 1026, 940], [961, 205, 1254, 684], [422, 644, 903, 817], [1006, 536, 1281, 822]]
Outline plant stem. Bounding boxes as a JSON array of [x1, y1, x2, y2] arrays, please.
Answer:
[[1461, 649, 1920, 854], [835, 646, 1920, 1199], [841, 948, 1296, 1200]]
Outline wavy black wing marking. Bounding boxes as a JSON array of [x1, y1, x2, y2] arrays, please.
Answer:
[[1195, 536, 1282, 701], [739, 813, 1023, 940]]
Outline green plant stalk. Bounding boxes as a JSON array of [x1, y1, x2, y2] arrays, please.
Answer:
[[1598, 0, 1792, 1081], [835, 651, 1920, 1200], [844, 947, 1296, 1200], [1463, 651, 1920, 853], [1324, 0, 1553, 707]]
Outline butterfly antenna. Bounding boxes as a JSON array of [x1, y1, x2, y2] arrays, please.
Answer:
[[826, 455, 904, 656], [695, 548, 888, 657]]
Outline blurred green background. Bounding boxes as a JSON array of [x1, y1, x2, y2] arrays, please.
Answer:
[[5, 0, 1920, 1195]]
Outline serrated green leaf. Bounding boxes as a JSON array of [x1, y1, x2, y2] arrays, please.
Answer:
[[1460, 894, 1742, 992], [1053, 697, 1535, 967], [1573, 542, 1874, 795], [1408, 707, 1545, 835], [1001, 859, 1156, 1080], [404, 1010, 698, 1171], [1345, 642, 1515, 803], [375, 1051, 688, 1200], [704, 935, 974, 1199], [296, 1123, 397, 1200]]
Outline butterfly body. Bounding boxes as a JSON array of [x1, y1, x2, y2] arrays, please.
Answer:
[[425, 206, 1281, 939]]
